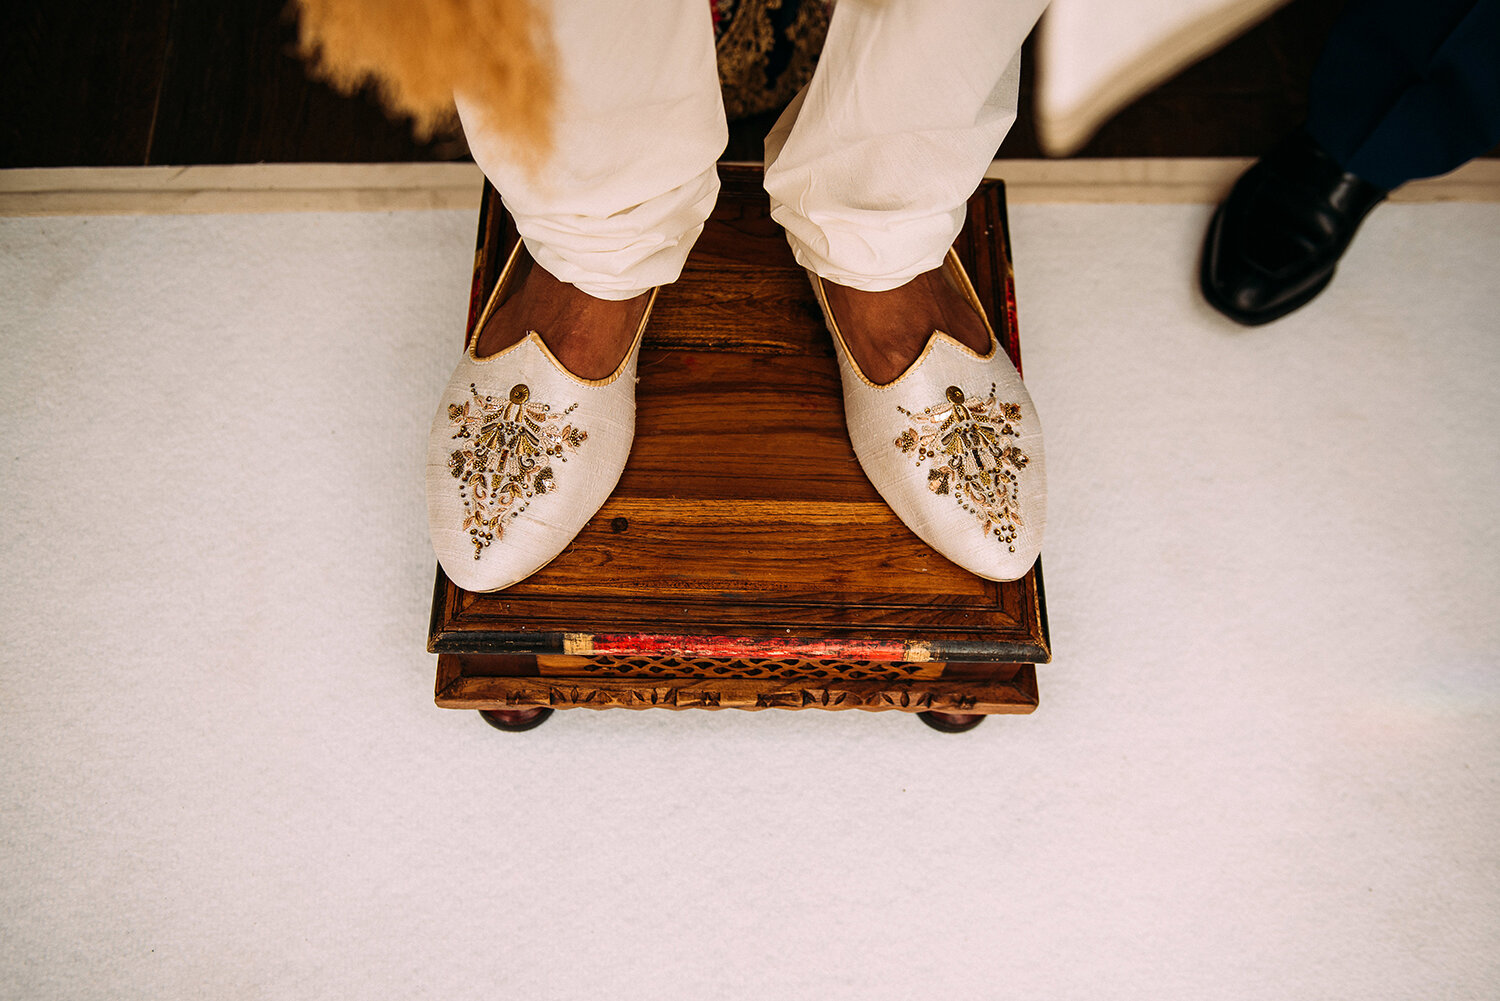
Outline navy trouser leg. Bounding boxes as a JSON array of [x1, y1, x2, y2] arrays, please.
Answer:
[[1306, 0, 1500, 190]]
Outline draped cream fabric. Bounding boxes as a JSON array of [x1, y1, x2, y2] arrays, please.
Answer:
[[293, 0, 1293, 162], [1035, 0, 1292, 155], [459, 0, 1045, 298]]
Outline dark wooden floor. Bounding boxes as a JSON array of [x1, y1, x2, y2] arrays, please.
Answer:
[[0, 0, 1373, 168]]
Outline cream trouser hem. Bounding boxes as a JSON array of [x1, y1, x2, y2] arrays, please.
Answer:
[[458, 0, 1047, 299]]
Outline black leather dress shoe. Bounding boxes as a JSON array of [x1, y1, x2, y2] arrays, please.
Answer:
[[1200, 131, 1388, 326]]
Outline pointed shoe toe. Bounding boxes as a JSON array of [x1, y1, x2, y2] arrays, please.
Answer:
[[811, 252, 1045, 582], [427, 245, 656, 593]]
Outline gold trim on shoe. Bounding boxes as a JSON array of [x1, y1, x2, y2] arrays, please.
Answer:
[[465, 240, 658, 388], [808, 249, 1001, 391]]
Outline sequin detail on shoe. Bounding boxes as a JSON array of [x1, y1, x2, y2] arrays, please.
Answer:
[[447, 383, 587, 559], [896, 384, 1029, 551]]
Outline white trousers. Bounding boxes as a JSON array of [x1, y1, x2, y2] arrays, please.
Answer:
[[457, 0, 1047, 299]]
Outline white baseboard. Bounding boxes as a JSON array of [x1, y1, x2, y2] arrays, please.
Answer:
[[4, 158, 1497, 216]]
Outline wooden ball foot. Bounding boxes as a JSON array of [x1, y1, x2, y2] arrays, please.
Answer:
[[917, 710, 986, 733], [479, 707, 554, 732]]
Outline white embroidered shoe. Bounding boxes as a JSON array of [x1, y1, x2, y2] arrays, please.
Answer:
[[811, 250, 1045, 581], [427, 244, 656, 592]]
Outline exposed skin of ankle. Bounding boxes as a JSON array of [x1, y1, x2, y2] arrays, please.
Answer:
[[475, 254, 989, 387], [474, 251, 650, 381], [821, 267, 992, 385]]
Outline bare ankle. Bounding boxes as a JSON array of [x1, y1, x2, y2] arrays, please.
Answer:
[[822, 269, 991, 385], [474, 255, 649, 380]]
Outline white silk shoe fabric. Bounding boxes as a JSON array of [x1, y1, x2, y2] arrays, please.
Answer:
[[812, 251, 1046, 581], [426, 244, 655, 593]]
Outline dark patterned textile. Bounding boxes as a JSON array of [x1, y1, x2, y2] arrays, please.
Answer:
[[713, 0, 830, 120]]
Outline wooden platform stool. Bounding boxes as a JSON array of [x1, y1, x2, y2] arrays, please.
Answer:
[[430, 166, 1051, 732]]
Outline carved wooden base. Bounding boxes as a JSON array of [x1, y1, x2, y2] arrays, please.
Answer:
[[438, 654, 1037, 715]]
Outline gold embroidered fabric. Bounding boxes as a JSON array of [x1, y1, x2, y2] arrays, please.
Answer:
[[447, 382, 587, 558], [896, 384, 1030, 552], [715, 0, 830, 121]]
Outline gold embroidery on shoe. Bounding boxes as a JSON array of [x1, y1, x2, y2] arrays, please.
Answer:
[[448, 382, 587, 559], [896, 384, 1029, 551]]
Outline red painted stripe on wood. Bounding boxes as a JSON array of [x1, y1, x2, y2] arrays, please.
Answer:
[[586, 633, 922, 661]]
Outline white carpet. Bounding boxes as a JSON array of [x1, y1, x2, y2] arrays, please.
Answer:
[[2, 196, 1497, 1000]]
